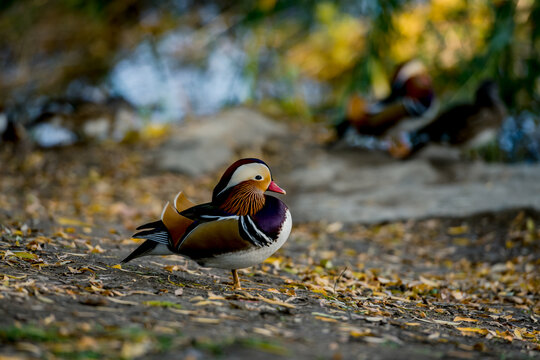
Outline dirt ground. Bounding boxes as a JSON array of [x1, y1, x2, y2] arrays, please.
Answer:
[[0, 137, 539, 359]]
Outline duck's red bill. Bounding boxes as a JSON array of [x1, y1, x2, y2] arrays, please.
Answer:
[[267, 181, 286, 194]]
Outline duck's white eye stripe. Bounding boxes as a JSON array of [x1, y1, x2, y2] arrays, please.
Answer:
[[217, 163, 270, 196]]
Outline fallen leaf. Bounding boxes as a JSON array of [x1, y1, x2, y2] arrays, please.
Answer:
[[108, 298, 138, 306], [448, 225, 469, 235], [457, 327, 489, 336], [453, 316, 478, 323], [315, 316, 339, 323], [253, 327, 274, 336], [194, 300, 224, 306], [257, 295, 296, 309], [192, 317, 221, 324], [143, 301, 182, 309], [419, 276, 440, 287], [365, 316, 384, 322], [57, 217, 92, 227], [12, 252, 38, 260]]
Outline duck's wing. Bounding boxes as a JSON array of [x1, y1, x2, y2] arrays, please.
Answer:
[[161, 191, 196, 248], [122, 192, 195, 262], [176, 204, 255, 260]]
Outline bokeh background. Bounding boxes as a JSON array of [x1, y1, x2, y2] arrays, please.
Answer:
[[1, 0, 539, 159]]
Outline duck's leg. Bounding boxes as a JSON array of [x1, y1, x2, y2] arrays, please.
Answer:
[[231, 269, 241, 290]]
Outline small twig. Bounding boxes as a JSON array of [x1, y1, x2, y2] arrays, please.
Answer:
[[333, 266, 348, 294]]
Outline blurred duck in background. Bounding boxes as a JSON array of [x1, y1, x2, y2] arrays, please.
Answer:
[[0, 97, 141, 149], [335, 59, 436, 140], [389, 80, 506, 159], [0, 110, 26, 145]]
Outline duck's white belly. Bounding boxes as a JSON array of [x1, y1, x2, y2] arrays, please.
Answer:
[[198, 209, 292, 269]]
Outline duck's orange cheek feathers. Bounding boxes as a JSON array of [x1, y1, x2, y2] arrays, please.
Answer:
[[220, 182, 265, 216]]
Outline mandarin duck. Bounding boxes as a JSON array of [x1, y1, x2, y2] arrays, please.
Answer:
[[122, 158, 292, 290], [389, 80, 506, 159], [335, 59, 435, 139]]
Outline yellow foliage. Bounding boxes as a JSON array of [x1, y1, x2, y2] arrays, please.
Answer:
[[258, 0, 277, 12], [390, 0, 492, 67], [286, 6, 366, 80], [316, 2, 338, 25], [429, 0, 466, 22]]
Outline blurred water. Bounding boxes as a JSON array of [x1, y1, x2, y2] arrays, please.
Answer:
[[109, 29, 250, 122], [31, 122, 78, 148], [499, 111, 540, 162]]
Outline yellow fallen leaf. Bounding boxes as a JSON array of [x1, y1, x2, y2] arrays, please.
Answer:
[[311, 288, 327, 296], [448, 225, 469, 235], [141, 123, 170, 140], [108, 298, 138, 306], [405, 322, 421, 326], [0, 273, 27, 280], [263, 256, 282, 264], [89, 245, 105, 254], [253, 327, 273, 336], [495, 330, 514, 342], [350, 330, 371, 337], [256, 295, 296, 309], [193, 317, 221, 324], [315, 316, 339, 323], [451, 291, 465, 300], [457, 327, 489, 336], [419, 276, 440, 287], [453, 316, 478, 322], [36, 294, 54, 304], [169, 308, 198, 315], [513, 328, 523, 340], [12, 251, 38, 260], [111, 264, 122, 269], [453, 237, 470, 246], [189, 296, 205, 302], [164, 265, 180, 272], [194, 300, 224, 306], [57, 217, 92, 227]]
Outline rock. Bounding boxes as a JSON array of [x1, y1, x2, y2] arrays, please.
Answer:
[[284, 147, 540, 224], [156, 107, 287, 176]]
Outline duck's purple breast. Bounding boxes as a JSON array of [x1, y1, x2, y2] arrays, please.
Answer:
[[252, 195, 288, 239]]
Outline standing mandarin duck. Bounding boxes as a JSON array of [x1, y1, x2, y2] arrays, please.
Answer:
[[335, 59, 435, 139], [122, 158, 292, 290], [389, 80, 506, 159]]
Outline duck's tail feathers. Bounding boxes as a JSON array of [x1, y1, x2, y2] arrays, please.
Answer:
[[122, 220, 172, 263], [132, 220, 170, 245]]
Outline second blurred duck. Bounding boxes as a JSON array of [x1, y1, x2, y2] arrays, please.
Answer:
[[389, 80, 506, 159], [335, 59, 436, 139]]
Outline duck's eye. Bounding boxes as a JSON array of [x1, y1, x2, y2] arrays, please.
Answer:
[[254, 175, 263, 180]]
